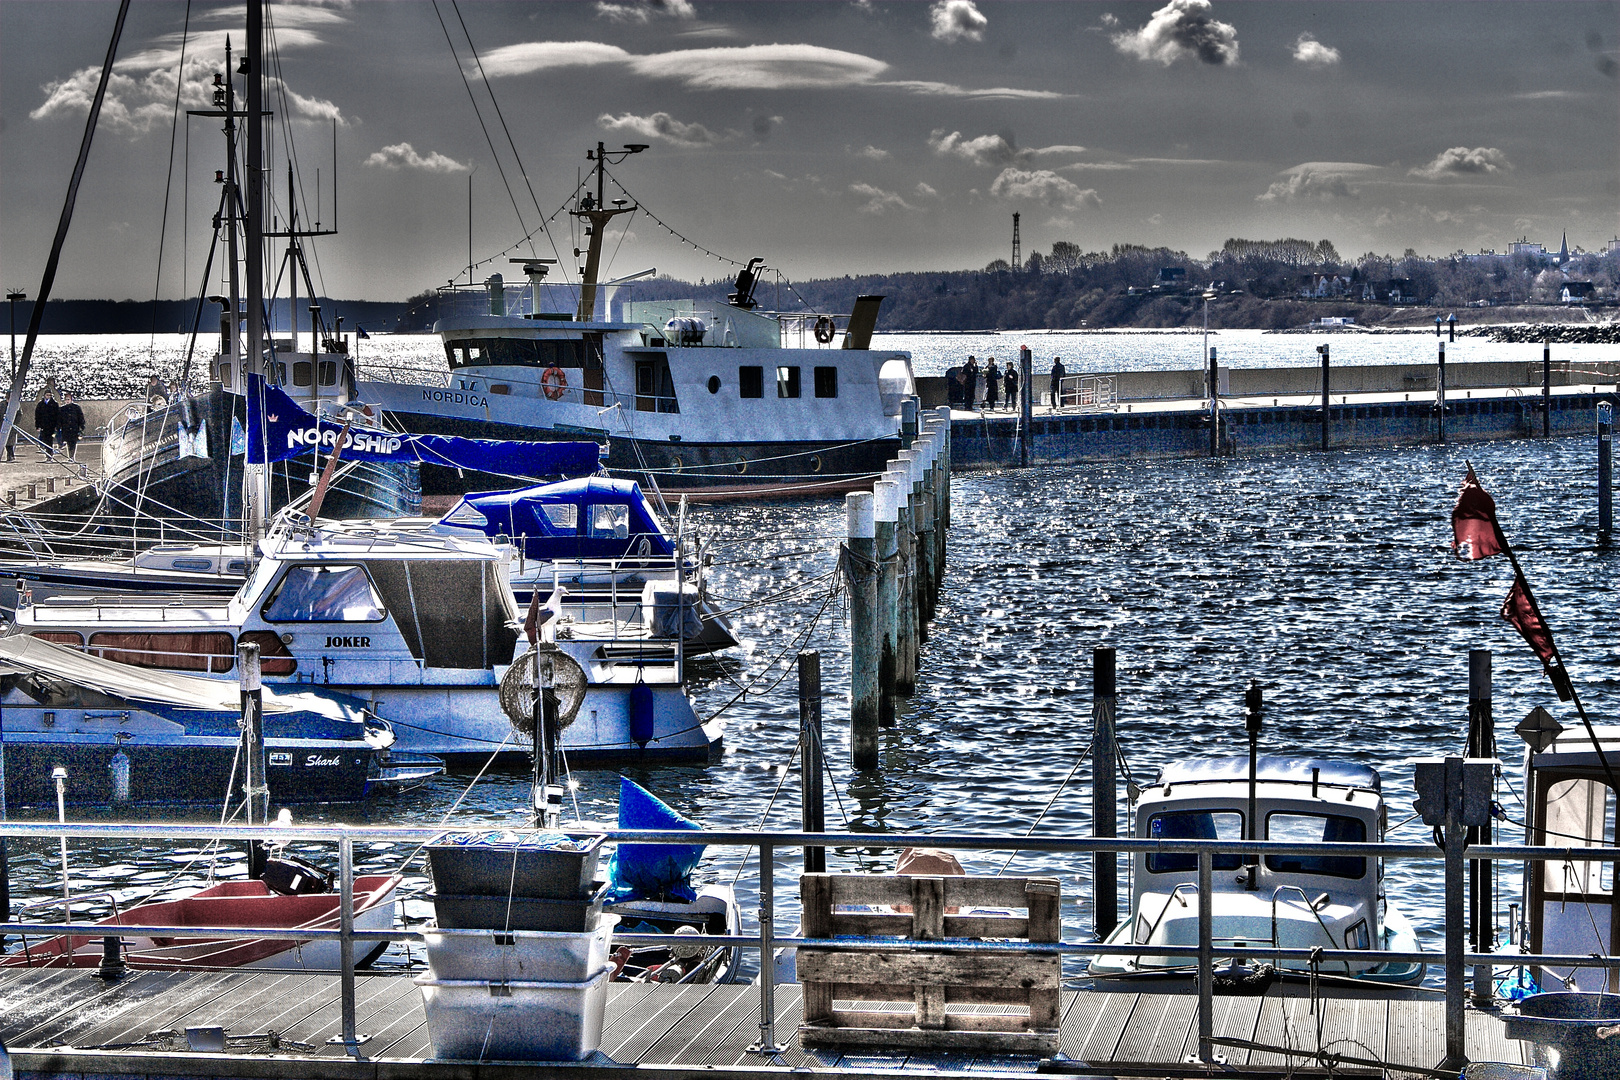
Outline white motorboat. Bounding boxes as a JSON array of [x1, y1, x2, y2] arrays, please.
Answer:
[[1088, 754, 1426, 986]]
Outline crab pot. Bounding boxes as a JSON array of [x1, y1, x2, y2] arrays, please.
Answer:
[[1502, 992, 1620, 1080]]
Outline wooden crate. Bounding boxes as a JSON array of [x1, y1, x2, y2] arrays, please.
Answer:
[[796, 873, 1062, 1055]]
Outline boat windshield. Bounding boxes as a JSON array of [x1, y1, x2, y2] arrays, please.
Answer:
[[1264, 812, 1367, 879], [262, 565, 387, 622], [1146, 810, 1245, 873]]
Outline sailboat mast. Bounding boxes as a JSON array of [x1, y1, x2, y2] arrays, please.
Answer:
[[244, 0, 269, 538], [223, 39, 241, 367]]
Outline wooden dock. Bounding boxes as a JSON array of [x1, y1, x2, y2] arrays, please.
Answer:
[[2, 967, 1534, 1078]]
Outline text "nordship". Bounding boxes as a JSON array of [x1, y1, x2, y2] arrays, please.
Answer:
[[285, 428, 404, 454]]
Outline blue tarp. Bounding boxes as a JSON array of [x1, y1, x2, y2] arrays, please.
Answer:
[[244, 373, 601, 478], [440, 477, 674, 561], [606, 777, 704, 903]]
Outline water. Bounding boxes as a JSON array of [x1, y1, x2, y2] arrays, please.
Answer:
[[4, 332, 1616, 985]]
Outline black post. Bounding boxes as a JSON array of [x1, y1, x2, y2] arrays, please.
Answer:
[[1443, 755, 1467, 1070], [238, 641, 268, 878], [1207, 347, 1219, 456], [1467, 650, 1493, 1003], [1448, 313, 1457, 343], [1542, 339, 1551, 437], [1092, 647, 1117, 938], [1599, 402, 1613, 539], [1318, 343, 1330, 451], [1437, 340, 1447, 444], [799, 651, 825, 873], [1244, 680, 1263, 887]]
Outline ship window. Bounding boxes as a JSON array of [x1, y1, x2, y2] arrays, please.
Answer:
[[777, 366, 801, 399], [588, 504, 630, 540], [293, 361, 314, 387], [318, 360, 339, 386], [219, 362, 234, 388], [1540, 777, 1616, 896], [635, 356, 679, 413], [87, 631, 237, 674], [262, 564, 386, 622], [739, 366, 764, 398], [1265, 813, 1367, 879], [542, 504, 578, 531], [814, 366, 838, 398], [444, 341, 488, 369], [1145, 811, 1245, 873]]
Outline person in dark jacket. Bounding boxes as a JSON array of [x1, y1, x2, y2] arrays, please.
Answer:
[[33, 389, 59, 459], [963, 355, 980, 409], [984, 357, 1000, 410], [1004, 364, 1018, 411], [1050, 356, 1067, 407], [56, 391, 86, 462]]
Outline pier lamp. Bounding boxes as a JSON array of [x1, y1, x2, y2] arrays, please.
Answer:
[[6, 289, 25, 380], [1435, 315, 1443, 338], [1200, 287, 1217, 368]]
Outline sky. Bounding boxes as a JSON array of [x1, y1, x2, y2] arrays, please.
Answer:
[[2, 0, 1617, 302]]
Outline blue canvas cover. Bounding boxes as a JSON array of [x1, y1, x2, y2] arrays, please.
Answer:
[[1156, 754, 1380, 792], [440, 476, 674, 561], [605, 777, 704, 902]]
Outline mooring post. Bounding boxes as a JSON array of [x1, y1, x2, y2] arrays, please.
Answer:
[[907, 448, 928, 646], [1437, 340, 1448, 444], [1197, 849, 1215, 1063], [238, 641, 267, 865], [799, 651, 826, 873], [1019, 345, 1033, 468], [1207, 346, 1219, 456], [1467, 650, 1494, 1004], [1093, 646, 1118, 937], [338, 833, 359, 1056], [1599, 402, 1613, 539], [1444, 754, 1466, 1070], [900, 396, 919, 451], [873, 477, 900, 727], [913, 434, 937, 634], [1318, 342, 1330, 451], [846, 492, 879, 770], [893, 457, 918, 695], [1542, 339, 1552, 437], [935, 406, 951, 578]]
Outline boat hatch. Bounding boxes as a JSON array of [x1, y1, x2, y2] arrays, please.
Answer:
[[365, 560, 518, 669]]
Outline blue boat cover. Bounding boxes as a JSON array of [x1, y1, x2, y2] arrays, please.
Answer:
[[440, 477, 674, 561], [1156, 754, 1380, 792], [244, 374, 601, 478], [606, 777, 704, 903]]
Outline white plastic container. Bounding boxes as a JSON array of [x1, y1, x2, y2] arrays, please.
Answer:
[[417, 966, 612, 1061], [422, 916, 619, 982]]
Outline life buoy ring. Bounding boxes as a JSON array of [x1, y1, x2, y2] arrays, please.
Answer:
[[813, 316, 836, 344], [541, 365, 567, 401]]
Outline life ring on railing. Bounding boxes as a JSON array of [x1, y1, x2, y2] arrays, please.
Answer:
[[813, 316, 836, 344], [541, 365, 568, 401]]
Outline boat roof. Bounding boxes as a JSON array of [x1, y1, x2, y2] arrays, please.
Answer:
[[265, 520, 505, 560], [1531, 725, 1620, 773], [1156, 754, 1380, 792]]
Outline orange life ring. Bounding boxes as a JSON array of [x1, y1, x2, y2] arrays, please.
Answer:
[[541, 365, 567, 401], [813, 316, 836, 344]]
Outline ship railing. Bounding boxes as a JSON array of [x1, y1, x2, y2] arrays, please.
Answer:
[[2, 821, 1615, 1063], [776, 311, 849, 350], [1054, 374, 1117, 413]]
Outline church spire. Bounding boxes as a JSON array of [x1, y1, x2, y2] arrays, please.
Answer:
[[1559, 230, 1569, 265]]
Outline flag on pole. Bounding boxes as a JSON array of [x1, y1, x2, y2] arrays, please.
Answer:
[[1501, 571, 1574, 701], [1452, 464, 1503, 560], [356, 325, 371, 339]]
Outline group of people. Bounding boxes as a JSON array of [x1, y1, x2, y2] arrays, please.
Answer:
[[20, 377, 86, 462], [947, 355, 1071, 411]]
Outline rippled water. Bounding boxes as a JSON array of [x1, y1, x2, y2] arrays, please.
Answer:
[[6, 429, 1615, 984]]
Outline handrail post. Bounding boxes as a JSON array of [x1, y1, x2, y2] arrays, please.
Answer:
[[748, 841, 785, 1055], [338, 834, 360, 1057], [1197, 849, 1215, 1064]]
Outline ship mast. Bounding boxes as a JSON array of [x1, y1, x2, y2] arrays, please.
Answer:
[[243, 0, 269, 538], [573, 142, 647, 322]]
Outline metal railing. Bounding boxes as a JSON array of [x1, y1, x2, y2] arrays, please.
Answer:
[[2, 819, 1616, 1065], [1055, 374, 1117, 412]]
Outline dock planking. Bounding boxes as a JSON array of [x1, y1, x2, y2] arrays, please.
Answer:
[[1, 968, 1537, 1078]]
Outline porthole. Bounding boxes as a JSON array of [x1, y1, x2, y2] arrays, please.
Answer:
[[707, 375, 721, 395], [809, 455, 823, 473], [735, 460, 748, 474]]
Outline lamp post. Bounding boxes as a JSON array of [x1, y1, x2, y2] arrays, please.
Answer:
[[6, 290, 24, 381]]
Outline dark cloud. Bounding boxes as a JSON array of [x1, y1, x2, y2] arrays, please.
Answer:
[[1112, 0, 1240, 67]]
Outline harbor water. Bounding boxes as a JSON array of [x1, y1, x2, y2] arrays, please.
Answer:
[[2, 333, 1616, 987]]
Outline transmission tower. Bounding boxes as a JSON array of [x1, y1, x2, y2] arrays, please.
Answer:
[[1011, 212, 1021, 272]]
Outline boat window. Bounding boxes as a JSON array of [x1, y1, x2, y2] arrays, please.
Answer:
[[87, 631, 236, 674], [542, 504, 578, 531], [1265, 813, 1367, 879], [1541, 777, 1616, 895], [589, 504, 630, 540], [814, 366, 838, 398], [635, 356, 680, 414], [171, 558, 214, 571], [1146, 811, 1245, 873], [366, 559, 518, 670], [318, 360, 339, 386], [739, 366, 764, 398], [479, 338, 587, 368], [292, 361, 314, 387], [777, 366, 801, 399], [444, 341, 487, 369], [262, 565, 386, 622]]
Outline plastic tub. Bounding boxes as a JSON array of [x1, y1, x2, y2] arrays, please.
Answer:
[[423, 916, 619, 982], [1502, 992, 1620, 1080], [431, 882, 608, 932], [426, 835, 604, 900], [417, 966, 611, 1061]]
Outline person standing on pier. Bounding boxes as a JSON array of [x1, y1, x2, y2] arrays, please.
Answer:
[[33, 385, 58, 460], [964, 355, 980, 409], [984, 357, 1000, 410], [1004, 363, 1018, 411], [1050, 356, 1066, 407], [57, 391, 85, 463]]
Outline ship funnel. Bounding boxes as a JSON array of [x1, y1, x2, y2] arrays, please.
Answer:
[[842, 294, 885, 350]]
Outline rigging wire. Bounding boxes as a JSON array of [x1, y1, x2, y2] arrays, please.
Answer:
[[147, 0, 194, 371]]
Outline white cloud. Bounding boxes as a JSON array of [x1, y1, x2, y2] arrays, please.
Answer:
[[1409, 146, 1512, 180], [596, 0, 696, 23], [880, 79, 1069, 100], [928, 130, 1086, 167], [599, 111, 719, 147], [915, 182, 939, 198], [1060, 161, 1136, 172], [851, 182, 920, 214], [989, 168, 1100, 210], [930, 1, 988, 44], [852, 144, 891, 160], [364, 143, 471, 173], [629, 44, 888, 90], [479, 42, 635, 78], [1291, 33, 1340, 65], [1512, 90, 1582, 100], [1112, 0, 1240, 66], [1256, 161, 1377, 201]]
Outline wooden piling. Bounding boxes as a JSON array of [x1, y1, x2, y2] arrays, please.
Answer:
[[900, 396, 919, 450], [873, 477, 900, 726], [1207, 347, 1219, 457], [846, 492, 879, 769], [1092, 646, 1118, 938], [1318, 343, 1330, 451], [26, 482, 36, 501], [1543, 339, 1552, 437], [914, 429, 938, 629], [893, 456, 918, 696], [934, 406, 951, 578], [1437, 340, 1447, 444], [799, 650, 826, 871], [1467, 649, 1493, 1003], [1018, 345, 1033, 467]]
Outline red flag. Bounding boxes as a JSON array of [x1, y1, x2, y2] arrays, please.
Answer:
[[1452, 465, 1503, 560], [1502, 572, 1574, 701]]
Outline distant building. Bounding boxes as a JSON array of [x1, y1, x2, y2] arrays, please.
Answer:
[[1508, 238, 1548, 259], [1158, 267, 1187, 285], [1299, 273, 1351, 299], [1561, 281, 1596, 304]]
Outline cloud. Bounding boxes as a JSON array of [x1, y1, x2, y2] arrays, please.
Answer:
[[598, 111, 719, 147], [915, 182, 939, 199], [852, 144, 891, 160], [1291, 33, 1340, 65], [879, 80, 1069, 100], [364, 142, 471, 173], [1409, 146, 1512, 179], [1060, 161, 1135, 172], [928, 130, 1086, 167], [1256, 161, 1376, 202], [1112, 0, 1240, 66], [596, 0, 695, 23], [989, 168, 1101, 210], [851, 182, 920, 214], [930, 1, 988, 44], [1512, 90, 1583, 100], [479, 42, 635, 78]]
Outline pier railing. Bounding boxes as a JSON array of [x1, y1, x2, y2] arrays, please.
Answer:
[[2, 819, 1616, 1065]]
